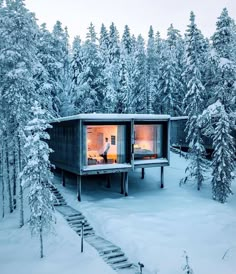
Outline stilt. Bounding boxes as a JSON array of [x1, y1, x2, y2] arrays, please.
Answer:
[[120, 173, 124, 194], [124, 172, 128, 196], [77, 175, 81, 202], [141, 168, 145, 179], [106, 174, 111, 188], [160, 166, 164, 188], [62, 170, 65, 187]]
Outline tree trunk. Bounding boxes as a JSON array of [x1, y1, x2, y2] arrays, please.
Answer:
[[18, 137, 24, 227], [5, 145, 13, 213], [13, 150, 17, 210], [0, 146, 5, 218], [40, 219, 44, 258]]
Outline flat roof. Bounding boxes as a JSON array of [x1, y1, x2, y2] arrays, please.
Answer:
[[51, 113, 170, 123], [170, 116, 188, 121]]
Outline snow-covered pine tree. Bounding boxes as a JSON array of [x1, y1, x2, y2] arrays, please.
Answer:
[[146, 26, 157, 114], [122, 25, 133, 55], [157, 38, 184, 115], [212, 8, 236, 115], [50, 21, 72, 116], [211, 103, 235, 203], [0, 0, 43, 222], [36, 23, 57, 116], [119, 25, 138, 113], [166, 24, 185, 114], [21, 101, 55, 258], [99, 23, 110, 64], [104, 22, 122, 113], [181, 12, 207, 190], [108, 22, 120, 64], [133, 35, 147, 113], [73, 23, 106, 113], [207, 8, 236, 202], [212, 8, 235, 60]]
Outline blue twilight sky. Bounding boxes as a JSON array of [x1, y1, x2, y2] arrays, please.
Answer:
[[25, 0, 236, 42]]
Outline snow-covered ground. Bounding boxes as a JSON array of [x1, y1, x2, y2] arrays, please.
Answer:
[[0, 151, 235, 274], [0, 204, 115, 274], [54, 152, 236, 274]]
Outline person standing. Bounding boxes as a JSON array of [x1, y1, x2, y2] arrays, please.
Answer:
[[100, 137, 110, 163]]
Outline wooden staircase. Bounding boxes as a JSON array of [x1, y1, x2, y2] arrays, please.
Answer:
[[47, 183, 139, 273]]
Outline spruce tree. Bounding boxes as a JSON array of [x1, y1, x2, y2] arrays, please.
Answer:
[[182, 12, 207, 190], [158, 41, 184, 115], [133, 35, 147, 113], [73, 23, 106, 113], [146, 26, 157, 114], [21, 102, 55, 258], [207, 8, 236, 202], [0, 0, 43, 223], [211, 103, 234, 203]]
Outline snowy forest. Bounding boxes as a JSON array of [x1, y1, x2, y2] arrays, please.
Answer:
[[0, 0, 236, 262]]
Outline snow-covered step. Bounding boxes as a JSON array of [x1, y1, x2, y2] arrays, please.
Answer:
[[66, 214, 82, 221], [99, 246, 121, 254], [102, 250, 125, 260], [54, 201, 67, 206], [76, 230, 95, 237], [56, 205, 79, 216], [74, 226, 94, 233], [113, 261, 133, 270], [67, 217, 85, 224], [107, 256, 128, 265], [69, 223, 90, 229]]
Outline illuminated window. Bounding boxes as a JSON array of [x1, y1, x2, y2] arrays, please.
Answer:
[[134, 124, 163, 160], [84, 125, 126, 166]]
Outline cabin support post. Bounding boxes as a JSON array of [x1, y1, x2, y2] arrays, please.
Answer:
[[120, 173, 124, 194], [141, 168, 145, 179], [160, 166, 164, 188], [106, 174, 111, 188], [77, 175, 81, 202], [124, 172, 128, 196], [62, 170, 65, 187]]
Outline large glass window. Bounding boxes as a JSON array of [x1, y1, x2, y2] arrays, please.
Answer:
[[84, 125, 126, 166], [134, 124, 163, 160]]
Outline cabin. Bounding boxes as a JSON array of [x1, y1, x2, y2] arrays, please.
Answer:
[[170, 116, 236, 155], [48, 114, 170, 201]]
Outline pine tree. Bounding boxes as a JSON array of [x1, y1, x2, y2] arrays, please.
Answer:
[[73, 23, 106, 113], [166, 24, 185, 114], [105, 22, 122, 113], [119, 25, 138, 113], [146, 26, 157, 114], [21, 102, 55, 258], [211, 103, 235, 203], [182, 12, 207, 190], [133, 35, 147, 113], [158, 41, 184, 115], [122, 25, 132, 54], [99, 23, 109, 64], [0, 0, 43, 222], [212, 8, 235, 59], [51, 21, 72, 116], [206, 8, 236, 202]]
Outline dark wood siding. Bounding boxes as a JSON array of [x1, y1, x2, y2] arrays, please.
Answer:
[[48, 120, 80, 174]]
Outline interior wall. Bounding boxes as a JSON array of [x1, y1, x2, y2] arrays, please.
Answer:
[[87, 126, 118, 160], [135, 125, 155, 151]]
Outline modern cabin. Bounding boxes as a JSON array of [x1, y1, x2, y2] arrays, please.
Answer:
[[48, 114, 170, 201]]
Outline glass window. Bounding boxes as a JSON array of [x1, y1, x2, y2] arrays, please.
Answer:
[[84, 125, 126, 166], [134, 124, 163, 160]]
